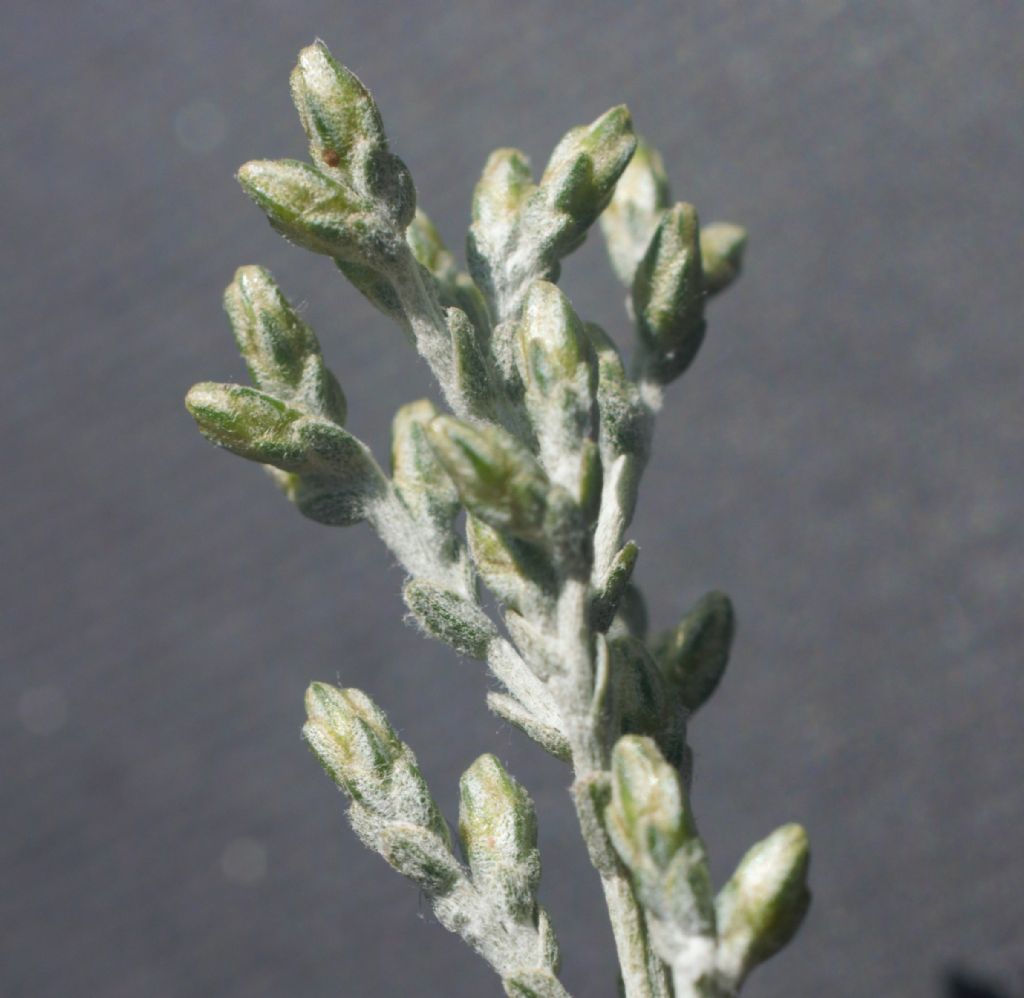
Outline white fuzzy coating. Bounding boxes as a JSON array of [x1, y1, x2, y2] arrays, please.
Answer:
[[201, 38, 795, 998]]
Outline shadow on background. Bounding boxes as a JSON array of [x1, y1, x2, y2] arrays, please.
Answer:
[[945, 966, 1022, 998]]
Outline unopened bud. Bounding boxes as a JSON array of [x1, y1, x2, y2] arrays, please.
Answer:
[[224, 265, 347, 423], [540, 105, 637, 247], [655, 591, 735, 713], [237, 159, 394, 265], [185, 383, 305, 467], [459, 754, 540, 920], [425, 416, 551, 543], [599, 137, 671, 285], [632, 202, 705, 382], [716, 824, 811, 983], [700, 223, 747, 297]]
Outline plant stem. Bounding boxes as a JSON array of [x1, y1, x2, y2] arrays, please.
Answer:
[[550, 576, 670, 998], [599, 868, 673, 998]]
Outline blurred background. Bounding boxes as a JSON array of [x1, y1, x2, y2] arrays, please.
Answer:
[[2, 2, 1022, 996]]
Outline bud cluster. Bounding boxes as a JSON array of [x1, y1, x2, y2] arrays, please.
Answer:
[[186, 39, 804, 998]]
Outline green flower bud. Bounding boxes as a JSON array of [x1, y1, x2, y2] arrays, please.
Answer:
[[518, 281, 594, 397], [303, 683, 446, 835], [290, 41, 386, 178], [425, 416, 551, 543], [406, 208, 454, 277], [471, 148, 535, 243], [390, 399, 460, 529], [653, 591, 735, 714], [289, 40, 414, 227], [599, 137, 671, 285], [606, 735, 693, 873], [237, 159, 395, 265], [608, 636, 670, 744], [716, 824, 811, 983], [223, 265, 347, 423], [459, 754, 540, 921], [303, 682, 404, 788], [185, 383, 305, 468], [407, 210, 492, 335], [516, 282, 597, 493], [632, 202, 706, 383], [605, 737, 716, 944], [539, 105, 637, 253], [403, 578, 498, 659], [700, 223, 747, 297]]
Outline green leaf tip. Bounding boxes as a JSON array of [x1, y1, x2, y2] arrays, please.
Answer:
[[403, 578, 498, 659]]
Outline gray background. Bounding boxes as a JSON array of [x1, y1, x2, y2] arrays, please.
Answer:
[[2, 2, 1022, 996]]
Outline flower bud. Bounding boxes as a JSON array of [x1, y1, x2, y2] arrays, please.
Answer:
[[224, 265, 347, 423], [599, 137, 671, 285], [606, 737, 716, 945], [471, 148, 535, 244], [408, 211, 492, 334], [608, 636, 670, 744], [654, 591, 735, 714], [606, 735, 692, 873], [303, 683, 446, 835], [185, 383, 305, 468], [516, 282, 597, 491], [539, 105, 637, 251], [517, 282, 594, 396], [466, 515, 557, 614], [459, 754, 540, 921], [716, 824, 811, 983], [289, 40, 414, 226], [700, 223, 747, 297], [237, 159, 395, 265], [303, 683, 403, 789], [425, 416, 551, 543], [391, 399, 460, 522], [632, 202, 706, 382], [290, 41, 386, 178]]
